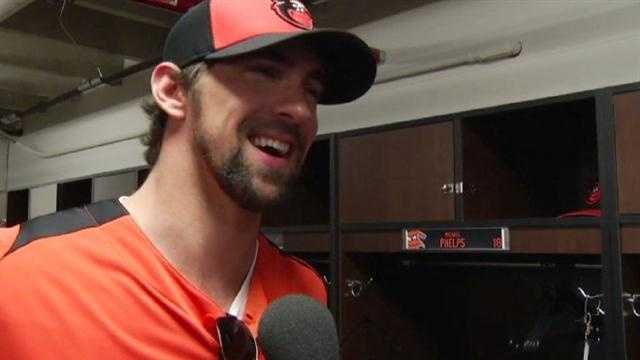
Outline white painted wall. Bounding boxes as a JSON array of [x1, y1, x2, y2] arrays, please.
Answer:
[[6, 0, 640, 190], [92, 171, 138, 202], [10, 137, 146, 191], [29, 183, 57, 218]]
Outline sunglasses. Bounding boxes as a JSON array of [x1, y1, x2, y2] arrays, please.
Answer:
[[216, 314, 259, 360]]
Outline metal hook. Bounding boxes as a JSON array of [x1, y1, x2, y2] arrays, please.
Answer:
[[578, 287, 603, 300], [623, 293, 640, 318], [579, 287, 605, 317], [596, 300, 605, 316], [632, 295, 640, 318], [346, 277, 373, 298]]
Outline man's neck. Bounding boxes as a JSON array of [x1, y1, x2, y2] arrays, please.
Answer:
[[123, 151, 261, 310]]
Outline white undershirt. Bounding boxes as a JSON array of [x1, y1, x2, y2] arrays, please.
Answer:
[[228, 241, 258, 320], [119, 196, 258, 320]]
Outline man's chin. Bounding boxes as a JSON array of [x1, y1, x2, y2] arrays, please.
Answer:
[[235, 189, 288, 213], [215, 153, 299, 212], [250, 180, 289, 206]]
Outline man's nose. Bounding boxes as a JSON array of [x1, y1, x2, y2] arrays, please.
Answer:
[[273, 81, 317, 128]]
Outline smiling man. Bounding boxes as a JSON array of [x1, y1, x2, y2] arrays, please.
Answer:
[[0, 0, 376, 359], [184, 43, 324, 212]]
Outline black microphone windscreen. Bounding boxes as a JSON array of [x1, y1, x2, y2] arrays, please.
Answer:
[[257, 294, 338, 360]]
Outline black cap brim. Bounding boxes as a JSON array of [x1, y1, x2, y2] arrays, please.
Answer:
[[202, 30, 377, 105]]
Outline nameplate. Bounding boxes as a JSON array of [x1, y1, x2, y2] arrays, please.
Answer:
[[403, 227, 510, 251]]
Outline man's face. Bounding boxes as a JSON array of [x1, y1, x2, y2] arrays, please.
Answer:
[[188, 43, 323, 212]]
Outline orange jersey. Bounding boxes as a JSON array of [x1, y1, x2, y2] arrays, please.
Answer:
[[0, 200, 326, 359]]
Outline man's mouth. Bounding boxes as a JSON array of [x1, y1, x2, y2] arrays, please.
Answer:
[[250, 136, 292, 158]]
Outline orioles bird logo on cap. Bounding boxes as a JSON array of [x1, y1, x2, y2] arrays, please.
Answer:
[[271, 0, 314, 30]]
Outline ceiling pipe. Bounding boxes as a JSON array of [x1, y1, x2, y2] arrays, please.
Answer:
[[0, 58, 159, 135], [0, 63, 85, 98], [0, 88, 47, 112], [375, 40, 524, 85]]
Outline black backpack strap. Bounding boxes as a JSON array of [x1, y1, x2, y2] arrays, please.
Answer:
[[3, 199, 128, 258]]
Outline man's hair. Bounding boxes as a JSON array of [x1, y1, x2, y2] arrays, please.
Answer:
[[141, 62, 208, 166]]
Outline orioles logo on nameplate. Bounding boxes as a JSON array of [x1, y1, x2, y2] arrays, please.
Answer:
[[405, 229, 427, 250], [271, 0, 314, 30]]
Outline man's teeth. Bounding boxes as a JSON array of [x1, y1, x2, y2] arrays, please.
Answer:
[[252, 136, 290, 155]]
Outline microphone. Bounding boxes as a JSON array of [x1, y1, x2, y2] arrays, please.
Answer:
[[257, 294, 339, 360]]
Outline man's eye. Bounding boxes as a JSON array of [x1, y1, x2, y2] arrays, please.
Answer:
[[306, 85, 323, 102], [249, 64, 280, 79]]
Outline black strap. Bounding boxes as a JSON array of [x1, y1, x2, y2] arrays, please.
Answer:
[[3, 199, 128, 258]]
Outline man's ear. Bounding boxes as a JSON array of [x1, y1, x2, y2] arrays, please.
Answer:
[[150, 62, 188, 120]]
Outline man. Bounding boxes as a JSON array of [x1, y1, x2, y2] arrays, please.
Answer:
[[0, 0, 376, 358]]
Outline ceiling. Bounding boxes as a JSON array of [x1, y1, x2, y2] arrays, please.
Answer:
[[0, 0, 437, 135]]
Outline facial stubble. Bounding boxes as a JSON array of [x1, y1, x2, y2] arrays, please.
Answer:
[[191, 91, 304, 212]]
